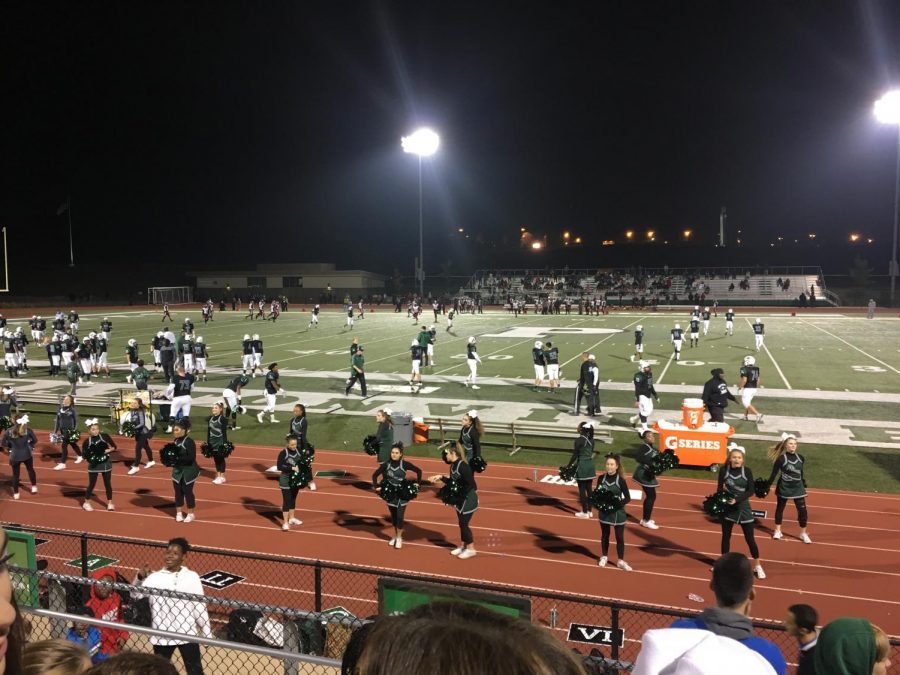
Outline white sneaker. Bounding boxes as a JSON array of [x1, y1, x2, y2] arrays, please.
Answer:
[[458, 548, 476, 559], [772, 530, 783, 540], [450, 547, 464, 556], [289, 518, 302, 525], [395, 538, 403, 549], [754, 564, 766, 579], [471, 385, 480, 390], [617, 560, 633, 572], [145, 461, 156, 469], [219, 476, 226, 484], [256, 412, 264, 423], [176, 512, 184, 522], [30, 486, 37, 494], [128, 466, 140, 475], [574, 511, 590, 519], [308, 481, 317, 491], [598, 556, 608, 567], [270, 417, 279, 423], [13, 493, 19, 500], [800, 533, 812, 544], [74, 456, 84, 464], [107, 502, 115, 511], [629, 415, 638, 425], [54, 463, 66, 471], [82, 502, 94, 512], [640, 519, 660, 530], [282, 523, 290, 531], [125, 375, 132, 383], [184, 513, 195, 523], [388, 538, 396, 547]]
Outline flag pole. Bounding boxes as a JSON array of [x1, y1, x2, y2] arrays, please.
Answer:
[[67, 196, 74, 267]]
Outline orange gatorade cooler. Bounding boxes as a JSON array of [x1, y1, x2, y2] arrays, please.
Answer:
[[654, 420, 734, 470], [681, 398, 705, 429]]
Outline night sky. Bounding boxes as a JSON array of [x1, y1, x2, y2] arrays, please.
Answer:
[[3, 1, 900, 273]]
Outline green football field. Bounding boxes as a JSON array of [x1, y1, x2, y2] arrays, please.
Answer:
[[9, 305, 900, 493]]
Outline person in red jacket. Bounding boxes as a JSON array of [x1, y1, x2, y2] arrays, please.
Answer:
[[85, 567, 129, 659]]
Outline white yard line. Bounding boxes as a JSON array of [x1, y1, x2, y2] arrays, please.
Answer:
[[745, 318, 791, 389], [559, 316, 646, 368], [801, 320, 900, 375], [656, 352, 676, 385]]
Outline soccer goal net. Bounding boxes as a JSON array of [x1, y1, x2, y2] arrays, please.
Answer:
[[148, 286, 194, 305]]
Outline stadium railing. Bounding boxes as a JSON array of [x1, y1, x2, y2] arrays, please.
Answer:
[[8, 526, 900, 673], [424, 416, 614, 455]]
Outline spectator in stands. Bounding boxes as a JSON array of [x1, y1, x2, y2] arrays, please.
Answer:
[[633, 627, 776, 674], [85, 567, 129, 659], [785, 603, 818, 675], [814, 617, 891, 675], [0, 530, 26, 675], [353, 601, 586, 675], [671, 553, 786, 675], [65, 605, 103, 663], [23, 639, 92, 674], [341, 621, 376, 675], [84, 652, 178, 675], [132, 537, 212, 675]]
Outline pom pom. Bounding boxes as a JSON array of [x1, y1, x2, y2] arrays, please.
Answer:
[[65, 429, 81, 444], [363, 435, 380, 456], [702, 490, 732, 517], [202, 441, 234, 459], [470, 456, 487, 473], [589, 486, 623, 513], [650, 449, 680, 476], [379, 479, 419, 504], [121, 420, 138, 438], [289, 465, 312, 489], [753, 478, 770, 499], [303, 442, 315, 457], [437, 476, 467, 507], [160, 443, 180, 468], [559, 465, 577, 482], [0, 416, 12, 430], [82, 440, 110, 466]]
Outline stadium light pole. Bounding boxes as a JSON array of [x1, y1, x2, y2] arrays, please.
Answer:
[[401, 128, 440, 299], [874, 90, 900, 305]]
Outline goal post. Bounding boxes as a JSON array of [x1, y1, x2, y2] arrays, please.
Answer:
[[147, 286, 194, 305]]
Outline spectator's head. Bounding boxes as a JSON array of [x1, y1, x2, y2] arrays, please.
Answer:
[[785, 604, 818, 641], [70, 605, 94, 637], [814, 618, 891, 675], [710, 553, 755, 613], [341, 621, 376, 675], [22, 639, 92, 675], [90, 568, 117, 601], [164, 538, 190, 572], [1, 531, 26, 675], [84, 652, 178, 675], [353, 601, 586, 675]]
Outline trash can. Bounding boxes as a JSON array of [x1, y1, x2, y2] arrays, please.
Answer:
[[393, 412, 413, 447], [413, 417, 429, 444]]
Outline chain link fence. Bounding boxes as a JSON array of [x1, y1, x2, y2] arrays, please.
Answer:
[[6, 524, 900, 673]]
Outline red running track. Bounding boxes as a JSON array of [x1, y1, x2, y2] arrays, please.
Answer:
[[3, 431, 900, 638]]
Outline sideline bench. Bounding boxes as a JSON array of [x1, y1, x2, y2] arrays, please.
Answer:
[[15, 391, 121, 423]]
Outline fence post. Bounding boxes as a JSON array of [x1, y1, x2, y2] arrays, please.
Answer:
[[314, 561, 322, 613], [610, 605, 620, 663], [80, 533, 89, 578]]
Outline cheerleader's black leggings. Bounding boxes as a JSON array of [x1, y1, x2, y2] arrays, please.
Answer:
[[134, 433, 153, 464], [642, 486, 657, 521], [577, 478, 593, 514], [86, 471, 113, 500], [388, 505, 407, 529], [600, 523, 625, 559], [457, 510, 475, 545], [11, 460, 36, 493], [60, 437, 81, 463], [281, 486, 300, 512], [213, 455, 226, 473], [775, 496, 808, 527], [721, 520, 759, 559], [173, 478, 196, 509]]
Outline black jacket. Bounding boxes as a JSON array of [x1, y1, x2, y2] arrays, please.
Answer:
[[702, 375, 737, 408]]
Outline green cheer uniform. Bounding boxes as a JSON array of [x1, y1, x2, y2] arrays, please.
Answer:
[[596, 473, 630, 525], [718, 465, 755, 524], [171, 436, 200, 484], [768, 452, 806, 499], [567, 433, 595, 480], [207, 414, 228, 450], [277, 447, 302, 488], [632, 443, 659, 488], [81, 433, 116, 473], [376, 420, 393, 463], [372, 459, 423, 507], [450, 459, 478, 514], [458, 424, 481, 462]]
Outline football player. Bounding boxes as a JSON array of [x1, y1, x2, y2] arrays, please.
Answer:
[[308, 304, 320, 329], [702, 307, 711, 335], [427, 325, 437, 366], [752, 318, 765, 351], [671, 323, 684, 361], [193, 336, 208, 381], [100, 317, 112, 341], [464, 336, 482, 390], [689, 316, 700, 348], [409, 339, 424, 390], [124, 338, 140, 382], [629, 360, 660, 428], [631, 324, 644, 362], [251, 333, 264, 377], [531, 341, 546, 392], [725, 308, 735, 336], [241, 334, 254, 375], [739, 355, 763, 423]]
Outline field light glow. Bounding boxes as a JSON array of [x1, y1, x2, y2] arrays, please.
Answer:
[[531, 241, 543, 250], [401, 128, 440, 156], [874, 91, 900, 125]]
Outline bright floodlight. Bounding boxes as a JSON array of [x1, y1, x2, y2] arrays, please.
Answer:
[[874, 91, 900, 125], [402, 128, 440, 157]]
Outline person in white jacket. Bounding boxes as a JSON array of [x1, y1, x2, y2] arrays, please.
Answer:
[[633, 628, 776, 675], [132, 537, 212, 675]]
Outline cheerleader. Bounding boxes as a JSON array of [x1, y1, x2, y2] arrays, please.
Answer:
[[276, 435, 305, 531], [125, 398, 155, 475], [429, 442, 479, 559], [767, 433, 811, 544], [458, 410, 483, 463], [170, 419, 199, 523], [0, 386, 17, 420], [81, 419, 117, 511], [3, 414, 38, 499], [207, 402, 229, 484], [632, 428, 661, 529], [718, 447, 765, 578], [53, 394, 81, 470], [374, 409, 394, 464], [596, 453, 633, 570], [288, 404, 315, 490], [566, 421, 596, 519], [372, 442, 423, 549]]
